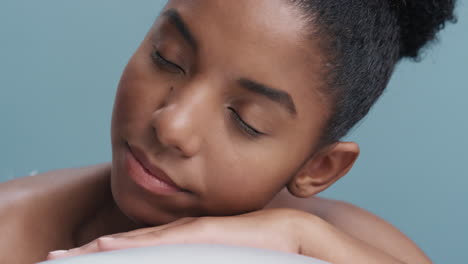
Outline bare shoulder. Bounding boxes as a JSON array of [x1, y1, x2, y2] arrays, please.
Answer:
[[0, 162, 112, 226], [267, 190, 432, 263], [1, 163, 110, 192], [0, 163, 111, 264]]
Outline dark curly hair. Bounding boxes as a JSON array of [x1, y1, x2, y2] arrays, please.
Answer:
[[291, 0, 457, 146]]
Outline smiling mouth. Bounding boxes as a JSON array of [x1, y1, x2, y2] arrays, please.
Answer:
[[125, 142, 187, 195]]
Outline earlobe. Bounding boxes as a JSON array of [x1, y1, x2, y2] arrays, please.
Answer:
[[287, 142, 360, 198]]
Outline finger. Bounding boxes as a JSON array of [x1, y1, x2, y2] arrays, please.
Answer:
[[47, 237, 114, 260], [99, 217, 196, 241], [83, 218, 212, 251], [117, 217, 195, 238], [99, 224, 200, 249], [121, 217, 197, 239], [47, 217, 197, 259]]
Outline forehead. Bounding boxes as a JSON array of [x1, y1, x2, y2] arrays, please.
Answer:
[[162, 0, 329, 122]]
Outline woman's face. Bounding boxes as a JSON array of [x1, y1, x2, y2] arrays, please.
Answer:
[[111, 0, 330, 225]]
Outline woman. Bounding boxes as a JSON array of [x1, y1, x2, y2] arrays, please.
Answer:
[[0, 0, 456, 263]]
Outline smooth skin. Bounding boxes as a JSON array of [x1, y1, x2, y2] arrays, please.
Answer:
[[0, 0, 432, 263], [0, 164, 429, 264]]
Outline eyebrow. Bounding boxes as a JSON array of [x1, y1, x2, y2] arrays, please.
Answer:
[[161, 9, 198, 50], [238, 78, 297, 116]]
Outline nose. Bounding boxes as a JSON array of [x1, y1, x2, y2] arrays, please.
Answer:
[[151, 86, 206, 158]]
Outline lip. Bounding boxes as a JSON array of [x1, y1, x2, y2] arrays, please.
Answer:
[[125, 143, 185, 195]]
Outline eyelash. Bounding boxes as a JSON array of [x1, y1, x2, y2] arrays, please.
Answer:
[[228, 107, 264, 138], [151, 48, 185, 74]]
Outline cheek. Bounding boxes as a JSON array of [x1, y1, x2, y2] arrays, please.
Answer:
[[111, 53, 174, 139], [201, 145, 298, 214]]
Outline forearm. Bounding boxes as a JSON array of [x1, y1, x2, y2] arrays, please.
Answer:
[[290, 210, 405, 264]]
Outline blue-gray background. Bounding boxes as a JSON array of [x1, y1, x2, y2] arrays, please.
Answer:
[[1, 1, 466, 263]]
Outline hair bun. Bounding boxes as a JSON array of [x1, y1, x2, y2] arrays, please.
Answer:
[[394, 0, 457, 59]]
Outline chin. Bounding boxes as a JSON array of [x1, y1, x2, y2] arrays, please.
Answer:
[[110, 177, 180, 226], [109, 162, 172, 226]]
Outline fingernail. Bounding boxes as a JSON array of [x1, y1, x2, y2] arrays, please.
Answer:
[[48, 250, 68, 255]]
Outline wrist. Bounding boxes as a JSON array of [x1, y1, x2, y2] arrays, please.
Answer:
[[264, 208, 320, 255], [286, 209, 322, 255]]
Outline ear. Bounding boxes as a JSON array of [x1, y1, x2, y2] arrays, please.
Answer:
[[287, 142, 360, 198]]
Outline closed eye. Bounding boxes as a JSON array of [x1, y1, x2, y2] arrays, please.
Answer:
[[151, 48, 185, 75], [228, 107, 264, 138]]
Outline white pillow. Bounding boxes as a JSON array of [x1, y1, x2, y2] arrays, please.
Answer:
[[39, 244, 330, 264]]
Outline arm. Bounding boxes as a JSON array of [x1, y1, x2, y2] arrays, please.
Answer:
[[291, 209, 406, 263], [47, 207, 427, 264], [266, 191, 432, 263]]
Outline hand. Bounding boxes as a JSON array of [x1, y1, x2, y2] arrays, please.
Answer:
[[47, 208, 302, 260]]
